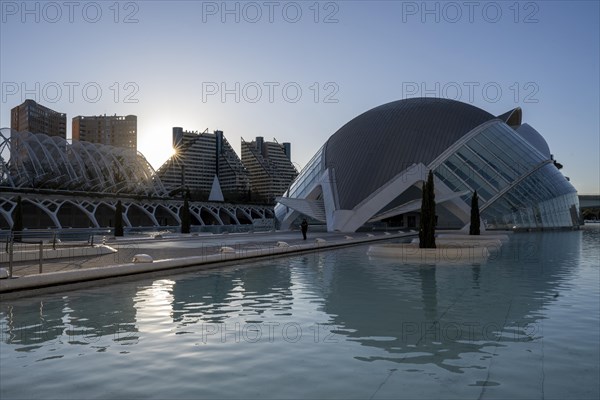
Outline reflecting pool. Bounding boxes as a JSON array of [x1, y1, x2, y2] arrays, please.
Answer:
[[1, 227, 599, 399]]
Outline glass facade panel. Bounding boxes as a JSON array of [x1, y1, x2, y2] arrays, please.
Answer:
[[275, 145, 325, 221], [458, 146, 507, 190], [450, 153, 496, 200], [475, 134, 525, 178], [466, 139, 516, 183], [481, 164, 578, 229], [432, 121, 578, 230], [434, 164, 468, 193], [286, 145, 325, 199]]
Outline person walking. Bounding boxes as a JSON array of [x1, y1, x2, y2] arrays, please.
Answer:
[[300, 218, 308, 240]]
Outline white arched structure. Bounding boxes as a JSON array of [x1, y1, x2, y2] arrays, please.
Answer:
[[0, 194, 274, 230], [1, 128, 166, 197]]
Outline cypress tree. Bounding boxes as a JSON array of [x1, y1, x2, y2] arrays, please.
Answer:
[[419, 182, 427, 247], [12, 196, 23, 242], [469, 190, 481, 235], [181, 195, 191, 234], [419, 171, 436, 248], [427, 170, 437, 248], [114, 200, 124, 237]]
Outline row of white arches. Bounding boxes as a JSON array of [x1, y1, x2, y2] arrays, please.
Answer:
[[0, 195, 274, 230]]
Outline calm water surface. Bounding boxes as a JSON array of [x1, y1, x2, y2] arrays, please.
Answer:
[[1, 227, 599, 399]]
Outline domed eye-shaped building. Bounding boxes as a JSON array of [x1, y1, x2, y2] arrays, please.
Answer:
[[275, 98, 579, 232]]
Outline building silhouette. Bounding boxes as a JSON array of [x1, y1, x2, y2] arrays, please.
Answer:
[[10, 100, 66, 139], [72, 114, 137, 150], [241, 137, 298, 204], [156, 128, 249, 200]]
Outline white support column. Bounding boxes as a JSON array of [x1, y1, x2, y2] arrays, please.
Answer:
[[319, 168, 340, 232]]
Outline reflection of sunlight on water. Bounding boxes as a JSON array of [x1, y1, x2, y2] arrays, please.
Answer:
[[0, 230, 598, 399], [134, 279, 175, 334]]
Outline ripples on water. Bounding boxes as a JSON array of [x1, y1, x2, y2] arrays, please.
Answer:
[[1, 227, 599, 399]]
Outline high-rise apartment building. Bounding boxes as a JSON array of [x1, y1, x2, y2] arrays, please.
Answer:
[[241, 137, 298, 204], [157, 128, 249, 199], [72, 114, 137, 150], [10, 100, 67, 138]]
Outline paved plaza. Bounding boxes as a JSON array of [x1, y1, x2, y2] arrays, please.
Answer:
[[2, 230, 410, 281]]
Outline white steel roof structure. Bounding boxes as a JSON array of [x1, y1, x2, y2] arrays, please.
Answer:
[[1, 128, 166, 197]]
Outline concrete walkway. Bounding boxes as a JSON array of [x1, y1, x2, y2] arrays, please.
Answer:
[[0, 230, 414, 295]]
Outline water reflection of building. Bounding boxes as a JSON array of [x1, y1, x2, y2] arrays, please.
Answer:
[[170, 262, 293, 325], [171, 271, 238, 325], [235, 262, 294, 316], [0, 284, 139, 348], [313, 232, 581, 372], [1, 298, 66, 348], [65, 287, 139, 344]]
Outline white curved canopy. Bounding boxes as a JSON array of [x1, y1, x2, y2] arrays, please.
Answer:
[[0, 128, 166, 197]]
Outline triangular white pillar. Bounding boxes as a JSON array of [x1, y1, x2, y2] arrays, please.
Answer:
[[208, 175, 224, 202]]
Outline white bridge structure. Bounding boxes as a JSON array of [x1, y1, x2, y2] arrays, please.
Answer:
[[0, 128, 273, 230]]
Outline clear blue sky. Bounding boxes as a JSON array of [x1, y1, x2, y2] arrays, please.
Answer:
[[1, 0, 598, 194]]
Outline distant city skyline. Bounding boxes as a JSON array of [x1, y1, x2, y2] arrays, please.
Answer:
[[1, 1, 598, 194]]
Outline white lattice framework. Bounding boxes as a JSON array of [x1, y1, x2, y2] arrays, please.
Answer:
[[0, 193, 274, 229], [0, 128, 166, 197]]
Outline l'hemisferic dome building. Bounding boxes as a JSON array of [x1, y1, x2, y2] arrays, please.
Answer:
[[275, 98, 579, 232]]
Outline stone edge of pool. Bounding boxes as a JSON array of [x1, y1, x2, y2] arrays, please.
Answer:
[[0, 233, 413, 296]]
